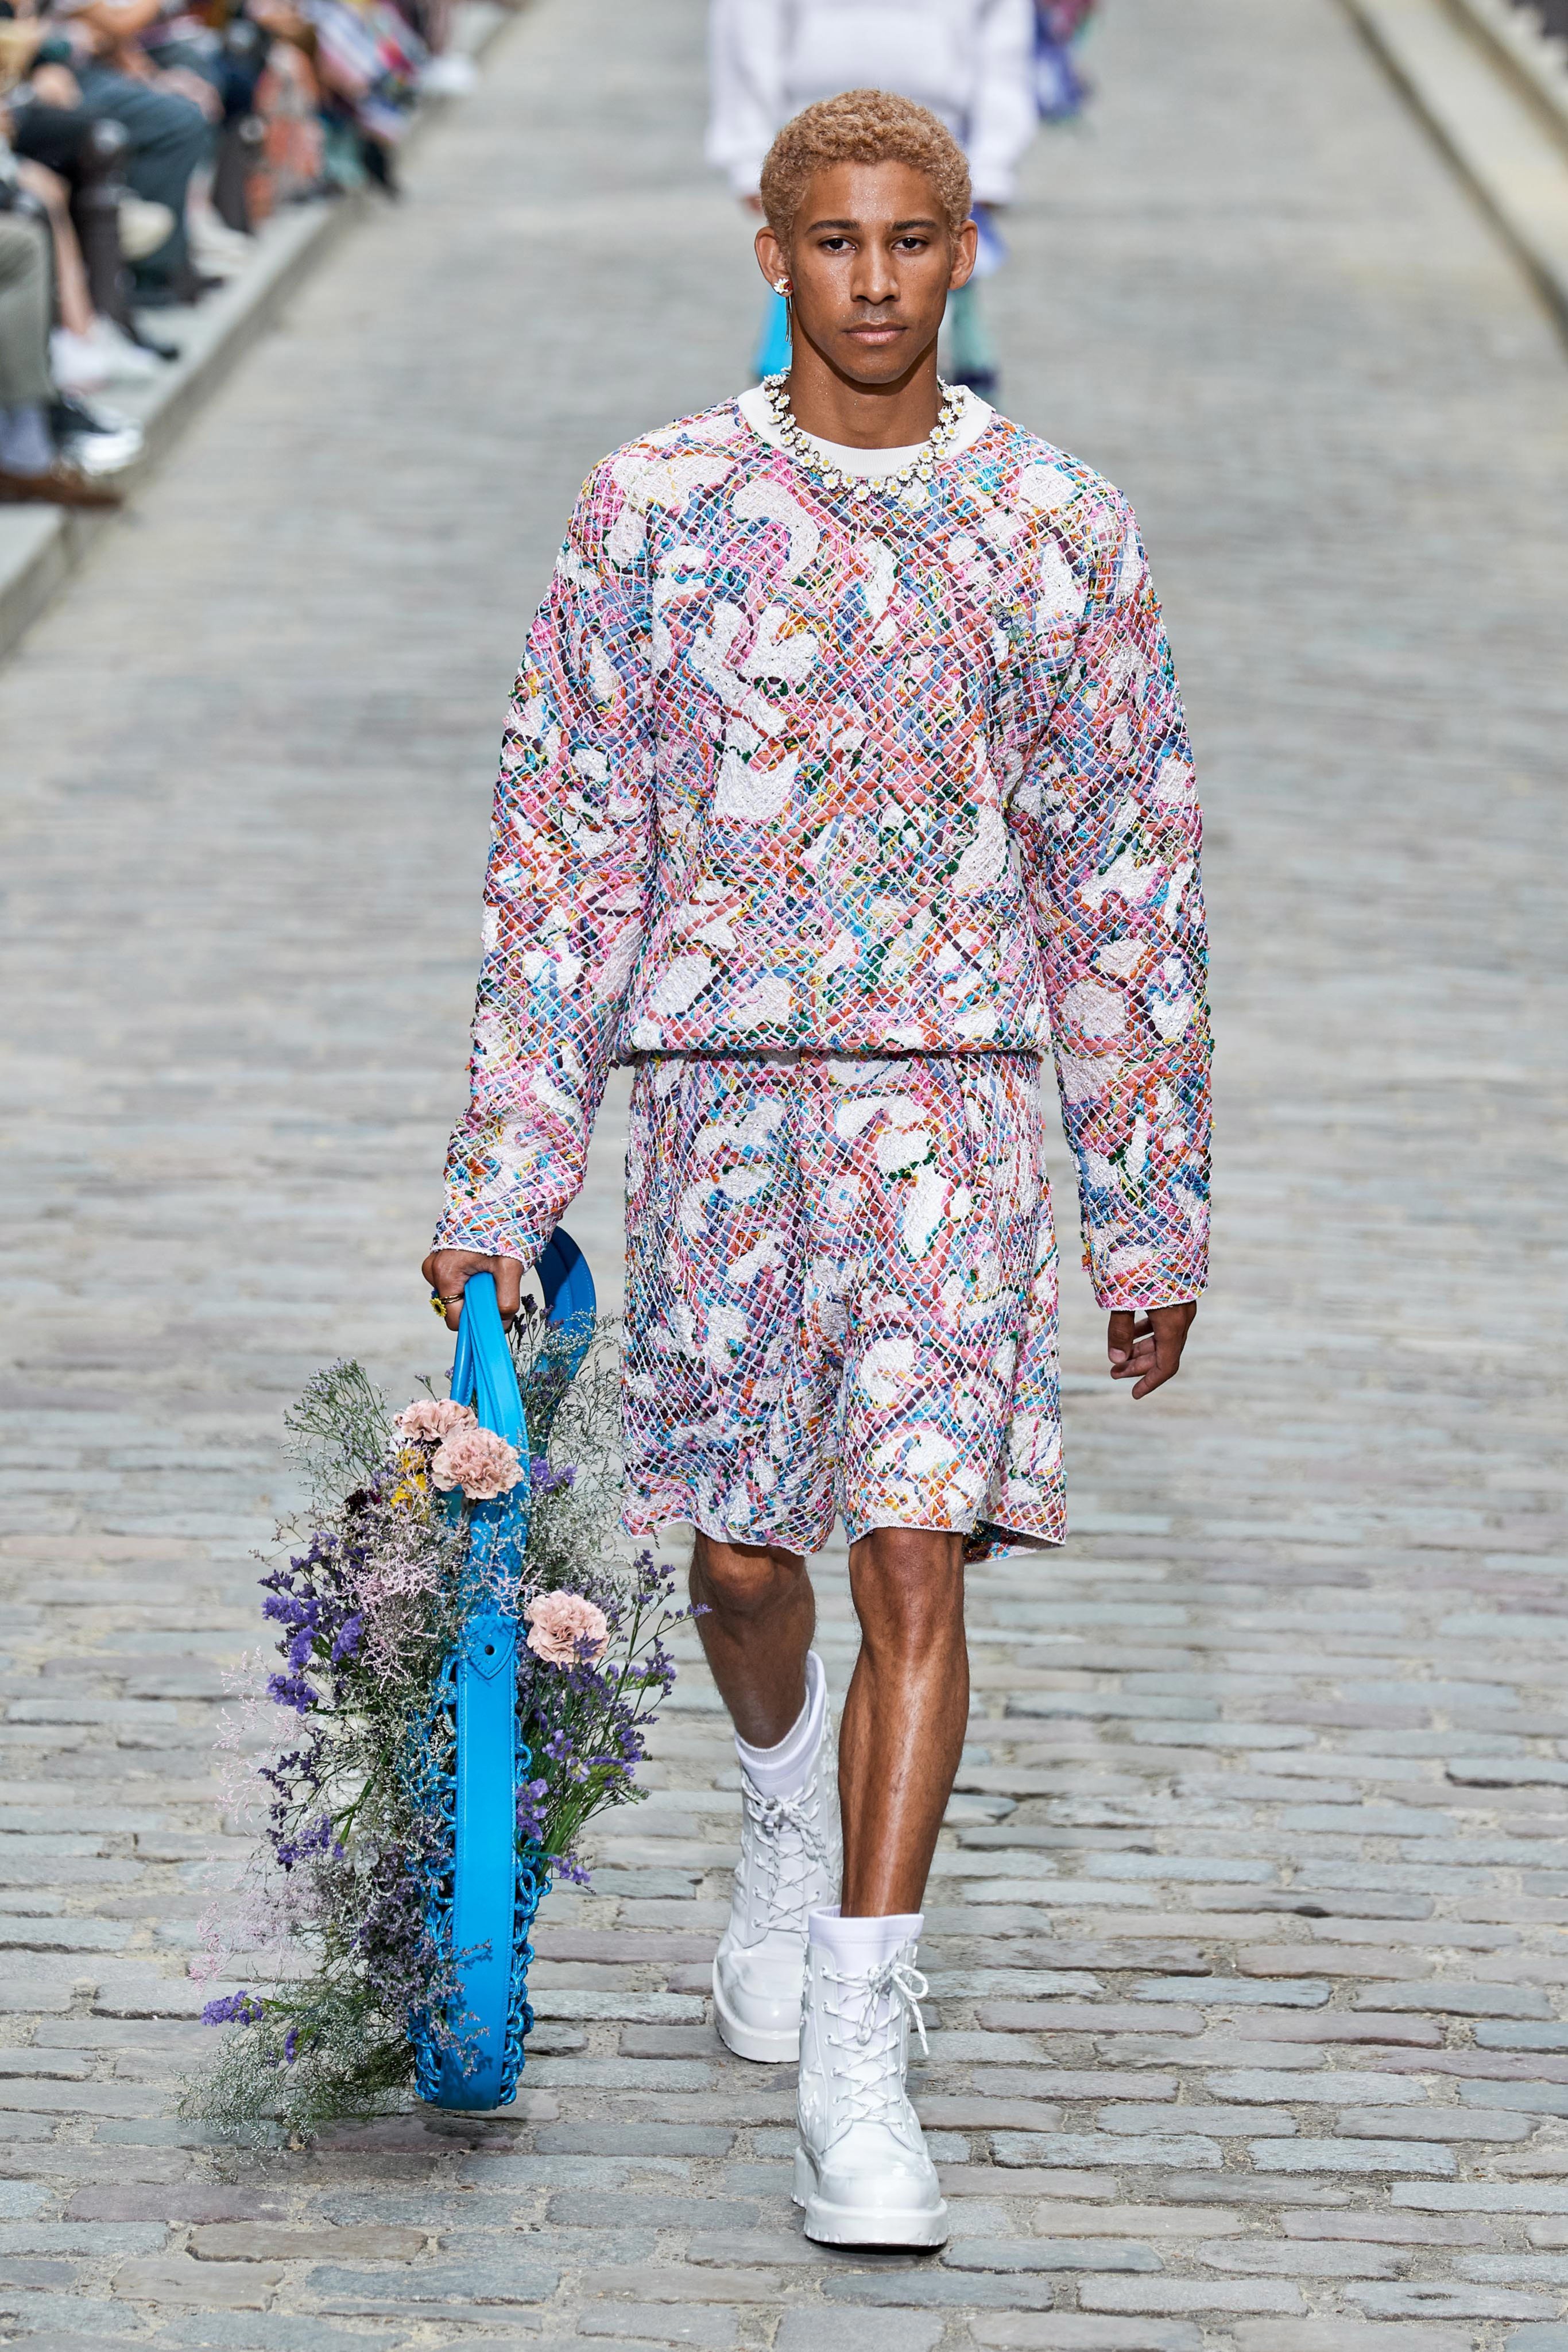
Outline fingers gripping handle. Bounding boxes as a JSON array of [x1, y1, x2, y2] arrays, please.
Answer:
[[448, 1239, 598, 1446], [448, 1274, 525, 1452]]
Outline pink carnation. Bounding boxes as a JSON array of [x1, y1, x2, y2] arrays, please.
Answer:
[[525, 1590, 610, 1667], [394, 1399, 478, 1443], [429, 1426, 524, 1501]]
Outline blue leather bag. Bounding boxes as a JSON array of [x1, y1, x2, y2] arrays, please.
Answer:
[[406, 1232, 595, 2110]]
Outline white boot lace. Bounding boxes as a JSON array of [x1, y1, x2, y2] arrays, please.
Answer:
[[737, 1777, 832, 1939], [819, 1956, 931, 2132]]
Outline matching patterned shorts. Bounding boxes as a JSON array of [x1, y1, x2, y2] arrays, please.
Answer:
[[620, 1053, 1066, 1557]]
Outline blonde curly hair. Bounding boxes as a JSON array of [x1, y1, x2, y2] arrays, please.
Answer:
[[760, 89, 973, 242]]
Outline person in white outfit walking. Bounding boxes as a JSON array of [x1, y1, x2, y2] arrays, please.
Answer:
[[708, 0, 1038, 391]]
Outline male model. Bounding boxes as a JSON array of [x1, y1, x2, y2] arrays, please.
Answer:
[[426, 88, 1210, 2250]]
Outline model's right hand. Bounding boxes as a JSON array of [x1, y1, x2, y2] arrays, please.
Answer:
[[421, 1249, 524, 1332]]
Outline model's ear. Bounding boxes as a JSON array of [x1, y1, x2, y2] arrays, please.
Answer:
[[754, 220, 789, 289], [948, 218, 979, 292]]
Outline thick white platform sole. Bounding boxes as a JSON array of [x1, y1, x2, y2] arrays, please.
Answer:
[[713, 1971, 802, 2064], [792, 2145, 949, 2248]]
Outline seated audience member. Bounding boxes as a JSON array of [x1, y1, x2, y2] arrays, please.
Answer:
[[26, 0, 212, 298], [0, 202, 120, 501]]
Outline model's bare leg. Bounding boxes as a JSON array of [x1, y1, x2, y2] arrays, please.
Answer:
[[838, 1527, 967, 1916], [690, 1531, 815, 1748]]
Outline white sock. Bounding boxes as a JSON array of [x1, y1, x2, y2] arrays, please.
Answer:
[[734, 1649, 826, 1798], [810, 1905, 922, 1968]]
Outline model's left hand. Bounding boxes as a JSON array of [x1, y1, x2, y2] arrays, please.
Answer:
[[1107, 1302, 1197, 1399]]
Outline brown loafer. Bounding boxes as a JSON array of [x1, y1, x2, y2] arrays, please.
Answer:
[[0, 460, 123, 509]]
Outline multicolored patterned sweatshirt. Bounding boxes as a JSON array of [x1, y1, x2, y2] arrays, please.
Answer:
[[436, 388, 1211, 1310]]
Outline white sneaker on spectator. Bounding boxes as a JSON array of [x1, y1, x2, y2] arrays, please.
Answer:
[[50, 329, 111, 396], [714, 1653, 839, 2063], [188, 212, 251, 276], [67, 424, 144, 478], [87, 319, 163, 385], [420, 52, 478, 94], [58, 401, 145, 477], [794, 1911, 947, 2248], [118, 198, 176, 264]]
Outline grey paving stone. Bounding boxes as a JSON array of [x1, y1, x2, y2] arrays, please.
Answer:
[[682, 2233, 824, 2269], [1346, 2284, 1561, 2319], [1229, 2331, 1473, 2352], [1133, 1980, 1330, 2007], [1203, 2071, 1426, 2103], [546, 2194, 757, 2231], [1360, 1983, 1555, 2018], [188, 2224, 427, 2262], [0, 2319, 154, 2349], [1098, 2105, 1296, 2136], [303, 2260, 560, 2307], [1284, 2210, 1501, 2244], [0, 2226, 165, 2256], [991, 2134, 1224, 2169], [1081, 2277, 1307, 2312], [150, 2320, 414, 2350], [1393, 2184, 1568, 2213], [533, 2126, 735, 2158], [583, 2314, 742, 2352], [1251, 2140, 1457, 2175], [955, 2237, 1166, 2274], [1460, 2254, 1568, 2281], [1459, 2080, 1568, 2113], [583, 2270, 788, 2305], [112, 2255, 287, 2309], [576, 2310, 740, 2347], [819, 2273, 1062, 2308], [773, 2315, 943, 2352], [967, 2325, 1202, 2352]]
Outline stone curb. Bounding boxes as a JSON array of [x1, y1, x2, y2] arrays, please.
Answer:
[[0, 0, 513, 666], [1339, 0, 1568, 341], [1453, 0, 1568, 135]]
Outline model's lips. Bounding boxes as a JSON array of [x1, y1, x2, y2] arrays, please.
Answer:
[[846, 323, 904, 343]]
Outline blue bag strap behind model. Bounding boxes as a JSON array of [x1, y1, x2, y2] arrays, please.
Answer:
[[413, 1233, 595, 2110]]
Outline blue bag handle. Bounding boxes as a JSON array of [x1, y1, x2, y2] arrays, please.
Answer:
[[417, 1231, 596, 2110]]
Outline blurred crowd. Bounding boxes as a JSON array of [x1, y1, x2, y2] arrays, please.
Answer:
[[0, 0, 478, 506]]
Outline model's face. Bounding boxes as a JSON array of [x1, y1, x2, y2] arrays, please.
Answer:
[[759, 161, 976, 386]]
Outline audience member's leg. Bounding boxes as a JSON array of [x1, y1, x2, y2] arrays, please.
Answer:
[[0, 214, 56, 461], [73, 65, 211, 285], [8, 99, 96, 181], [14, 161, 96, 338], [0, 213, 121, 505]]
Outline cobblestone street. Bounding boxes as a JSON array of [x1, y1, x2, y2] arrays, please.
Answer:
[[2, 0, 1567, 2341]]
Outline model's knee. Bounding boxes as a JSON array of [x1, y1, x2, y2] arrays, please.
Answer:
[[850, 1528, 965, 1654], [690, 1535, 806, 1623]]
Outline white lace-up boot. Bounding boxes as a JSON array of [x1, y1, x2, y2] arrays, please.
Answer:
[[794, 1909, 948, 2247], [713, 1656, 841, 2063]]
